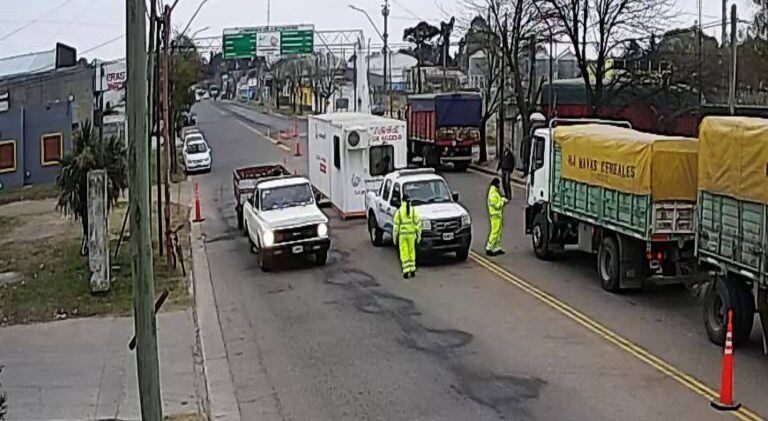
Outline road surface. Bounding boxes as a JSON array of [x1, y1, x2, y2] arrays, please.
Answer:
[[190, 100, 766, 421]]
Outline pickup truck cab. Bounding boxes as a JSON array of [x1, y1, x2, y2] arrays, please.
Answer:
[[365, 169, 472, 261], [243, 175, 331, 271]]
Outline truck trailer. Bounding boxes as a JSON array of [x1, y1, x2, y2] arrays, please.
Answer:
[[525, 120, 700, 292], [406, 92, 482, 171], [697, 116, 768, 348]]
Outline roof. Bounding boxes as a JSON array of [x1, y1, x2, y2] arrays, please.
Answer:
[[258, 176, 311, 189], [0, 49, 56, 79], [397, 173, 444, 184]]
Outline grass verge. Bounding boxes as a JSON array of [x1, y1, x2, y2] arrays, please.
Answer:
[[0, 183, 58, 206], [0, 201, 191, 326]]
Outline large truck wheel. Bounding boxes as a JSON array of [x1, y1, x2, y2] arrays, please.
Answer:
[[703, 276, 755, 346], [368, 215, 384, 246], [598, 236, 621, 292], [453, 161, 470, 171], [531, 212, 553, 260]]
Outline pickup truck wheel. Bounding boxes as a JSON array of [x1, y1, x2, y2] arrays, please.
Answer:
[[598, 236, 621, 293], [237, 208, 244, 230], [245, 223, 255, 252], [704, 277, 755, 346], [531, 213, 553, 260], [368, 216, 384, 246], [456, 246, 470, 262]]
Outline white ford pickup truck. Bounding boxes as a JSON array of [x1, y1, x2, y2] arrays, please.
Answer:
[[365, 169, 472, 261], [242, 173, 331, 271]]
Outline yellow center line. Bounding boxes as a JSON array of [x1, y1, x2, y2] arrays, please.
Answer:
[[468, 250, 764, 421]]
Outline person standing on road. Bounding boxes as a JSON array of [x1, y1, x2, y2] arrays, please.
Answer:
[[486, 178, 508, 256], [497, 144, 516, 199], [393, 195, 422, 279]]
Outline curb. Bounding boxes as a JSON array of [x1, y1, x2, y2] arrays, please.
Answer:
[[190, 220, 241, 421], [469, 164, 499, 177]]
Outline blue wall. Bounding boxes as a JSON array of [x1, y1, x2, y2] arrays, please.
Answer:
[[0, 102, 72, 190]]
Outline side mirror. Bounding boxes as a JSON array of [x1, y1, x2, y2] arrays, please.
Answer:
[[452, 192, 459, 202]]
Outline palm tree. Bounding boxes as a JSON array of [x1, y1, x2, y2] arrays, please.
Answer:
[[57, 121, 128, 254]]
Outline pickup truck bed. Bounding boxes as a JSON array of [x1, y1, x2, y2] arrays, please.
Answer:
[[233, 165, 291, 229]]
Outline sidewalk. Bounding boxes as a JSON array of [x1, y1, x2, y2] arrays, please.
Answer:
[[0, 311, 203, 420]]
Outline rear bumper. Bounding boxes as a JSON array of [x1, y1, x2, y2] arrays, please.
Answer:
[[263, 238, 330, 258], [419, 229, 471, 253]]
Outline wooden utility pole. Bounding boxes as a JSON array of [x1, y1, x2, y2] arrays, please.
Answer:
[[126, 0, 163, 419], [155, 20, 163, 255], [729, 4, 737, 115], [147, 0, 162, 257], [162, 5, 173, 269]]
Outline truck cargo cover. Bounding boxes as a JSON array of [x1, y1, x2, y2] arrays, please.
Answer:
[[699, 116, 768, 204], [554, 124, 698, 201]]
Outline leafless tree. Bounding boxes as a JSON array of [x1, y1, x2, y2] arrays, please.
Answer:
[[535, 0, 673, 115]]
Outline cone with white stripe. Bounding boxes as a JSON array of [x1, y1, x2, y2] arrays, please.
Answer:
[[711, 309, 741, 411]]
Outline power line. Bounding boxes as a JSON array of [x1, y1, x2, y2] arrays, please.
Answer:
[[391, 0, 422, 21], [0, 0, 77, 43], [81, 34, 125, 55]]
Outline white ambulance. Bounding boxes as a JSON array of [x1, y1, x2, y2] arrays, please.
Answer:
[[308, 113, 408, 218]]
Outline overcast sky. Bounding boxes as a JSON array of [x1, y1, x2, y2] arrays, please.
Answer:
[[0, 0, 758, 61]]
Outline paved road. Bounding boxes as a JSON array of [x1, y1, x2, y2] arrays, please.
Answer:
[[190, 100, 765, 421]]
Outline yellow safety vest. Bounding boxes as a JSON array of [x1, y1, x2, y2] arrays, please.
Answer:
[[394, 203, 422, 238], [487, 185, 505, 218]]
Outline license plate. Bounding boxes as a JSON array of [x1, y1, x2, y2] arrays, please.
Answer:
[[292, 245, 304, 254], [442, 232, 454, 241]]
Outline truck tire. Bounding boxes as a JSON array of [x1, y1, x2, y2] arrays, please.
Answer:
[[531, 212, 553, 260], [453, 161, 470, 171], [456, 246, 470, 262], [237, 208, 244, 231], [598, 236, 621, 292], [368, 215, 384, 246], [703, 276, 754, 346], [245, 222, 256, 252]]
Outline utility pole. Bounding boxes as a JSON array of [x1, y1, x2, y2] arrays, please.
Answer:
[[162, 5, 173, 269], [498, 13, 507, 155], [698, 0, 703, 114], [126, 0, 163, 419], [147, 0, 162, 257], [382, 0, 389, 115], [155, 17, 163, 256], [728, 4, 737, 115], [722, 0, 728, 46]]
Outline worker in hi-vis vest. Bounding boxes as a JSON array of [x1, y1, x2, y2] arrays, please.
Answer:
[[486, 177, 508, 256], [393, 194, 422, 279]]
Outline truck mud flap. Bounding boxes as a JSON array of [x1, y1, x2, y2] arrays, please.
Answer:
[[758, 286, 768, 354], [618, 235, 643, 289]]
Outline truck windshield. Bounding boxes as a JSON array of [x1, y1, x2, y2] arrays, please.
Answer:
[[261, 184, 314, 210], [403, 180, 452, 204]]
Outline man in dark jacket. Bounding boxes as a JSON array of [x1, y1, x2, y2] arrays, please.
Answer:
[[497, 144, 516, 199]]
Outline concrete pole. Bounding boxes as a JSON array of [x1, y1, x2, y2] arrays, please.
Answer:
[[162, 6, 173, 269], [382, 0, 389, 115], [87, 170, 109, 293], [126, 0, 163, 418]]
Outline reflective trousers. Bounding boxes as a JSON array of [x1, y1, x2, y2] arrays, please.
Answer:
[[486, 216, 502, 253], [398, 233, 417, 274]]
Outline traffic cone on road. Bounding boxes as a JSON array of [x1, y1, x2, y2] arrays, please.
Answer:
[[193, 182, 204, 223], [294, 123, 299, 138], [294, 137, 302, 156], [711, 309, 741, 411]]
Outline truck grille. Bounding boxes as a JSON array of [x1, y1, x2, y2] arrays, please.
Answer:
[[432, 218, 461, 233], [275, 224, 318, 243]]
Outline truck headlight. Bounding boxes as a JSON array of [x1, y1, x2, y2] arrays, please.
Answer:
[[262, 230, 275, 247], [317, 223, 328, 237], [461, 213, 471, 227], [421, 219, 431, 231]]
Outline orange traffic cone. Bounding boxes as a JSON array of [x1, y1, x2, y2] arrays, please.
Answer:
[[294, 123, 299, 138], [711, 309, 741, 411], [294, 137, 302, 156], [193, 182, 204, 222]]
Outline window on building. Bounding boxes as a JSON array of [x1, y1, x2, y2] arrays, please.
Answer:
[[369, 145, 395, 176], [41, 133, 63, 166], [0, 140, 16, 174], [333, 135, 341, 169]]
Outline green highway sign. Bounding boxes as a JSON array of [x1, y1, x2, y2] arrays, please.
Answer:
[[222, 25, 314, 59], [222, 30, 257, 59], [280, 30, 313, 55]]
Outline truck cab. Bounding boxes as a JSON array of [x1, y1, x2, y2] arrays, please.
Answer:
[[242, 175, 331, 272], [365, 169, 472, 261]]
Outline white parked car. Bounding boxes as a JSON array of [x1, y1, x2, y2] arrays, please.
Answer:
[[365, 168, 472, 261], [242, 174, 331, 271], [183, 139, 212, 173]]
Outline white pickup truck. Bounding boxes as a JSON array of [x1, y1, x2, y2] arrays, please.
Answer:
[[242, 173, 331, 271], [365, 169, 472, 261]]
